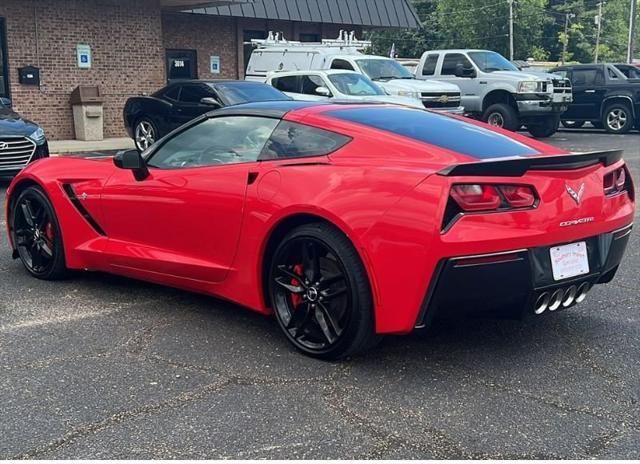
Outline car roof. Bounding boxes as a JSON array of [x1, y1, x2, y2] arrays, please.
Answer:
[[269, 70, 360, 76], [167, 80, 270, 86]]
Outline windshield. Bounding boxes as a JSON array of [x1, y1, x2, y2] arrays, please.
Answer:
[[328, 73, 385, 96], [468, 51, 518, 73], [213, 83, 290, 106], [356, 59, 414, 81]]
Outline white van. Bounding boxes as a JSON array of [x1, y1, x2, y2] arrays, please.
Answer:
[[266, 70, 425, 109], [246, 32, 463, 114]]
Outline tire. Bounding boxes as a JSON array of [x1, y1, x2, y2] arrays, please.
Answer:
[[590, 120, 604, 129], [268, 222, 378, 360], [602, 104, 633, 134], [11, 186, 68, 280], [134, 117, 159, 152], [561, 120, 585, 129], [527, 116, 560, 138], [482, 103, 520, 131]]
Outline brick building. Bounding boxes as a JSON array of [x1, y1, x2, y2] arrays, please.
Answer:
[[0, 0, 418, 141]]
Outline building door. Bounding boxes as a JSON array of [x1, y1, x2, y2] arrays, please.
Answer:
[[0, 17, 9, 98], [166, 49, 197, 83]]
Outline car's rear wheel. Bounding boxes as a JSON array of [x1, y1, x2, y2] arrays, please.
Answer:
[[134, 118, 158, 152], [602, 104, 633, 134], [561, 120, 585, 129], [268, 223, 377, 360], [11, 186, 68, 280], [482, 103, 520, 131]]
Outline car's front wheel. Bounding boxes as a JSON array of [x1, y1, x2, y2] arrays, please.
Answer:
[[268, 223, 378, 360], [482, 103, 520, 132], [602, 104, 633, 134], [134, 118, 159, 152], [11, 186, 68, 280]]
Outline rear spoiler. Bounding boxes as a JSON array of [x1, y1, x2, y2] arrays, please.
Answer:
[[437, 150, 623, 177]]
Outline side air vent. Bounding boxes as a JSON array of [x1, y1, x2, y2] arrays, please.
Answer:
[[62, 184, 107, 236]]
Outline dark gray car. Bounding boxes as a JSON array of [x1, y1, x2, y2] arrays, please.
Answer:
[[0, 97, 49, 179]]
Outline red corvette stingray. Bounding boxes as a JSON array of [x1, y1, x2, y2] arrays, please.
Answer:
[[5, 101, 635, 359]]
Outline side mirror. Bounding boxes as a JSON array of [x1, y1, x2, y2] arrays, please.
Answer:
[[113, 149, 149, 181], [200, 97, 221, 108], [315, 86, 332, 97], [0, 97, 12, 107]]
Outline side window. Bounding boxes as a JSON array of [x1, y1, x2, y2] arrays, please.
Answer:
[[421, 54, 439, 76], [441, 53, 473, 76], [271, 75, 300, 93], [164, 86, 180, 101], [261, 121, 351, 160], [331, 59, 355, 71], [179, 84, 211, 104], [607, 67, 619, 80], [300, 75, 327, 95], [148, 116, 279, 169], [571, 69, 603, 86]]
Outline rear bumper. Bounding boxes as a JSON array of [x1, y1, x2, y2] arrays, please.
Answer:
[[415, 223, 633, 328]]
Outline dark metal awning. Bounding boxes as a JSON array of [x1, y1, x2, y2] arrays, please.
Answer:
[[161, 0, 254, 10], [183, 0, 420, 28]]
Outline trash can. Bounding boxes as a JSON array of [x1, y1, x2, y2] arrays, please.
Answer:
[[70, 85, 104, 141]]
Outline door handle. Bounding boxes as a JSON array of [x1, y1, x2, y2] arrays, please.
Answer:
[[585, 89, 596, 93]]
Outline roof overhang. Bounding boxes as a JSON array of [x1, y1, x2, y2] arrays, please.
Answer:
[[161, 0, 253, 10]]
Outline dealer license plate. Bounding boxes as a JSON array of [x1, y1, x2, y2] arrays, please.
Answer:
[[550, 242, 589, 281]]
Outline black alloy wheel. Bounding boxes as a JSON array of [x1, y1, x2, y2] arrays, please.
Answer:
[[11, 186, 67, 280], [268, 223, 377, 360]]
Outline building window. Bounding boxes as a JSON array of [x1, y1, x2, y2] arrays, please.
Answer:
[[166, 49, 198, 83], [299, 33, 320, 42], [0, 17, 9, 98]]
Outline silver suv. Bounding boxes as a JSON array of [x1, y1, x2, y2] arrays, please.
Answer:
[[416, 50, 572, 137]]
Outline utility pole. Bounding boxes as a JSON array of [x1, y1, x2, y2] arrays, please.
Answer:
[[508, 0, 514, 61], [628, 0, 638, 63], [594, 2, 604, 63], [562, 13, 573, 65]]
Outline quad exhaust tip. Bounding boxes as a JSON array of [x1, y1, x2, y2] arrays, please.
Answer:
[[534, 283, 591, 315], [534, 292, 550, 314]]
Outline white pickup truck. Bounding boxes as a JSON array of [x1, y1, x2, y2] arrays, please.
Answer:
[[265, 70, 425, 110], [415, 49, 573, 137], [246, 32, 464, 114]]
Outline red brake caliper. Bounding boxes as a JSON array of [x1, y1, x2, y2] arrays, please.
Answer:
[[291, 264, 304, 308], [45, 222, 55, 242]]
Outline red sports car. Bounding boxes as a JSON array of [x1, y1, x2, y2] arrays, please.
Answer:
[[4, 101, 635, 359]]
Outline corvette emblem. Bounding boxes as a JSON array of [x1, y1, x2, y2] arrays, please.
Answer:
[[565, 183, 585, 205], [438, 95, 449, 104], [0, 142, 8, 151]]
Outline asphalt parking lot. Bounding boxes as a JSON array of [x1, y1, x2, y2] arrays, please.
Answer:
[[1, 129, 639, 459]]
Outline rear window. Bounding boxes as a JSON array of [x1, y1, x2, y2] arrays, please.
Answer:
[[324, 107, 539, 159]]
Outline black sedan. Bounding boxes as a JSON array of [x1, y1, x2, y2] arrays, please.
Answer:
[[0, 97, 49, 179], [124, 80, 291, 151]]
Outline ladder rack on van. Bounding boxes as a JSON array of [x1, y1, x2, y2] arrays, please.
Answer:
[[251, 30, 371, 51]]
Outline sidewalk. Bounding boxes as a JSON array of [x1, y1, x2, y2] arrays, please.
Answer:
[[49, 137, 134, 155]]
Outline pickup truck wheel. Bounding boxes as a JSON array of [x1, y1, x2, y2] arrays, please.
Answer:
[[482, 104, 519, 131], [561, 120, 585, 129], [527, 116, 560, 138], [602, 104, 633, 134]]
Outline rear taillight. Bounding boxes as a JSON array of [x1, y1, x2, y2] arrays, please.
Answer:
[[604, 165, 633, 199], [450, 184, 537, 212]]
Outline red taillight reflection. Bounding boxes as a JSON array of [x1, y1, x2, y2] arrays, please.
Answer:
[[500, 185, 536, 208], [450, 184, 536, 212], [604, 166, 629, 196], [450, 184, 501, 211]]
